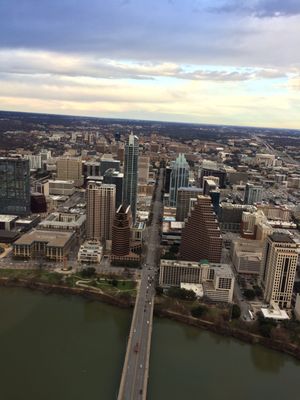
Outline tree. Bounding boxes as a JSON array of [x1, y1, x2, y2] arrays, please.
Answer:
[[155, 286, 164, 296], [80, 267, 96, 278], [231, 304, 241, 319], [243, 289, 256, 300], [191, 305, 208, 318], [111, 279, 118, 287], [167, 287, 196, 301]]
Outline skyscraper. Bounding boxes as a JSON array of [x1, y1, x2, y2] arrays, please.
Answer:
[[103, 169, 123, 209], [111, 204, 132, 257], [176, 187, 203, 221], [56, 157, 83, 187], [244, 183, 263, 205], [260, 232, 298, 309], [123, 132, 139, 221], [138, 156, 150, 184], [0, 157, 31, 216], [169, 154, 189, 207], [86, 182, 116, 244], [180, 195, 222, 263]]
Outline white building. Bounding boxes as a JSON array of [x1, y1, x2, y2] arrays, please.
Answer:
[[78, 240, 103, 264], [159, 259, 235, 303], [260, 232, 299, 309]]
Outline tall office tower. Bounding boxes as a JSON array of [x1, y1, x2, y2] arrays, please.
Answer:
[[123, 132, 139, 222], [103, 169, 123, 209], [111, 204, 132, 256], [164, 167, 172, 193], [260, 232, 298, 309], [169, 154, 189, 207], [180, 195, 222, 262], [86, 182, 116, 244], [200, 162, 227, 188], [244, 183, 263, 205], [203, 178, 217, 196], [100, 158, 120, 176], [138, 156, 150, 184], [56, 157, 83, 187], [0, 157, 30, 216], [176, 187, 203, 221]]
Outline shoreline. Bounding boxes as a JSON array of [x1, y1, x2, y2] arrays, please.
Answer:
[[1, 277, 300, 362]]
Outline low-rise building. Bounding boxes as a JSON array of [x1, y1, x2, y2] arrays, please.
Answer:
[[231, 239, 263, 274], [159, 259, 235, 302], [13, 229, 74, 261], [0, 215, 18, 231], [37, 212, 86, 239], [49, 180, 75, 196], [78, 240, 103, 264]]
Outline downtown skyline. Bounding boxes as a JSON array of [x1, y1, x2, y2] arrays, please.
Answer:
[[0, 0, 299, 129]]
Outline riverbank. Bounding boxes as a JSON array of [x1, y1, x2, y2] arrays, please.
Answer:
[[1, 275, 300, 361]]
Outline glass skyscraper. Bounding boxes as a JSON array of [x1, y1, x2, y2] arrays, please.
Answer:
[[122, 132, 139, 222], [169, 153, 189, 207], [0, 157, 31, 215]]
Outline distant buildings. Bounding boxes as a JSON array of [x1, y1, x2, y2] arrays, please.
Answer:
[[169, 154, 189, 207], [86, 182, 116, 244], [0, 157, 31, 216], [260, 232, 299, 309], [180, 195, 222, 263], [56, 157, 83, 187], [123, 132, 139, 222], [159, 259, 235, 303]]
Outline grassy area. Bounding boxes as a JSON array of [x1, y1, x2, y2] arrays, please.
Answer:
[[0, 268, 63, 285]]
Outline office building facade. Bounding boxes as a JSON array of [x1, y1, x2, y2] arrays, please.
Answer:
[[0, 157, 31, 216], [180, 195, 222, 263], [244, 183, 263, 205], [123, 132, 139, 221], [169, 154, 189, 207], [260, 233, 298, 309], [56, 157, 83, 187], [86, 182, 116, 244], [176, 187, 203, 221]]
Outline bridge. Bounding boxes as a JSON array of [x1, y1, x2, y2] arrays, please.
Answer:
[[117, 168, 164, 400]]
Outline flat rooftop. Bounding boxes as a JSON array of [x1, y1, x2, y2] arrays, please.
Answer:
[[14, 230, 73, 247], [269, 232, 294, 244], [0, 215, 18, 222]]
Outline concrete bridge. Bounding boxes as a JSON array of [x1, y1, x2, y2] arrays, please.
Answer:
[[117, 169, 164, 400]]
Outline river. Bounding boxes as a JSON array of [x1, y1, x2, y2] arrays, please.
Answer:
[[0, 288, 299, 400]]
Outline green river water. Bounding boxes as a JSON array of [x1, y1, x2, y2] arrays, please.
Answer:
[[0, 288, 299, 400]]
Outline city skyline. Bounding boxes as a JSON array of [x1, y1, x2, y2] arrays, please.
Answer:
[[0, 0, 299, 129]]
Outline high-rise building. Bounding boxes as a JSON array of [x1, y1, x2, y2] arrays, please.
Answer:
[[0, 157, 30, 216], [123, 132, 139, 221], [111, 204, 132, 257], [103, 169, 123, 209], [56, 157, 83, 187], [138, 156, 150, 184], [200, 162, 227, 188], [169, 154, 189, 207], [86, 182, 116, 244], [244, 183, 263, 205], [100, 158, 120, 176], [260, 232, 298, 309], [176, 187, 203, 221], [164, 167, 172, 193], [180, 195, 222, 263]]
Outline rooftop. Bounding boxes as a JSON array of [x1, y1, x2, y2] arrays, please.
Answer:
[[14, 229, 73, 247], [269, 232, 294, 244]]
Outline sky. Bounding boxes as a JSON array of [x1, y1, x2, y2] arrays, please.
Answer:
[[0, 0, 299, 128]]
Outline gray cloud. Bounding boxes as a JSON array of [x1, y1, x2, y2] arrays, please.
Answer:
[[0, 0, 299, 69]]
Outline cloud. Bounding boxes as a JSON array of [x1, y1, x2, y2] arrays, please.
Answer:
[[210, 0, 300, 18], [0, 1, 299, 69], [0, 49, 289, 82]]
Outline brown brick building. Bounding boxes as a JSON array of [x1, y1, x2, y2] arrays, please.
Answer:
[[179, 195, 222, 263]]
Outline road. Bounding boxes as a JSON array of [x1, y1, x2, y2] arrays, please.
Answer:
[[118, 168, 164, 400]]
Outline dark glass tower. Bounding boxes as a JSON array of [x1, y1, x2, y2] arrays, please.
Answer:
[[123, 132, 139, 222], [0, 157, 31, 216]]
